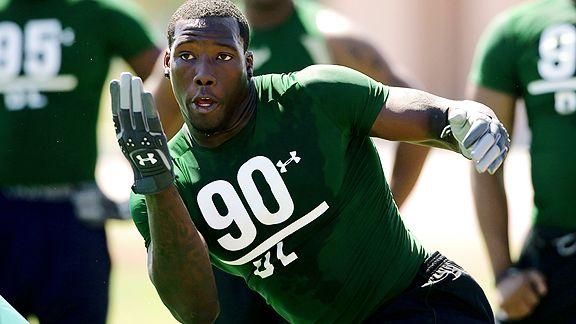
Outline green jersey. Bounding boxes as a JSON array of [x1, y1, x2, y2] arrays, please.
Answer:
[[131, 65, 427, 323], [470, 0, 576, 230], [0, 0, 155, 186], [249, 0, 332, 75]]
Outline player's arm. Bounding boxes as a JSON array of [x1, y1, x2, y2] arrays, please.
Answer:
[[371, 86, 510, 174], [469, 85, 546, 320], [111, 73, 218, 323], [146, 187, 219, 323], [327, 36, 428, 207]]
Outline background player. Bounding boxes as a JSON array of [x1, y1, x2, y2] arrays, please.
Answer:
[[469, 0, 576, 321]]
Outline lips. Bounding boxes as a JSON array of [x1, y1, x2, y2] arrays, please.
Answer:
[[190, 95, 219, 113]]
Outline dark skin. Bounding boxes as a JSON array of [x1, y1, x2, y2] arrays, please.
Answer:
[[148, 16, 494, 322]]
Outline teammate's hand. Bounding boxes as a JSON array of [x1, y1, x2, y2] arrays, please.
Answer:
[[495, 269, 547, 321], [448, 103, 510, 174], [110, 72, 174, 195]]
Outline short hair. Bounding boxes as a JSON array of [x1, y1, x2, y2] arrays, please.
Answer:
[[167, 0, 250, 50]]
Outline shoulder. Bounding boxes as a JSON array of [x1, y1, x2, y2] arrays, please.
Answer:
[[293, 64, 376, 89], [168, 126, 193, 159], [490, 0, 570, 37], [253, 64, 370, 91]]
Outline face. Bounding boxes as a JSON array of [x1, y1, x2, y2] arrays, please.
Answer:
[[165, 17, 253, 134]]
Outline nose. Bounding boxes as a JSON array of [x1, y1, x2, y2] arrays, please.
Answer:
[[193, 62, 216, 86]]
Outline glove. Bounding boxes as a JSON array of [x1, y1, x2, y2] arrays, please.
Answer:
[[110, 72, 174, 194], [447, 106, 510, 174]]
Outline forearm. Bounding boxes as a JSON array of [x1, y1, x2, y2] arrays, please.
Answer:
[[372, 87, 461, 151], [471, 167, 512, 278], [390, 143, 429, 208], [146, 185, 219, 323]]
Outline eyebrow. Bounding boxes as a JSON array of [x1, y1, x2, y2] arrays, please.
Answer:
[[174, 39, 239, 52]]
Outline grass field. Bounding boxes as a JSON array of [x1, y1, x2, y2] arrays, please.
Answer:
[[100, 140, 533, 324]]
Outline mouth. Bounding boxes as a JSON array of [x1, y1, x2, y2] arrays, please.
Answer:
[[190, 96, 219, 113]]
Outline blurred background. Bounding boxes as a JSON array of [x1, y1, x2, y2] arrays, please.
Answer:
[[92, 0, 530, 323]]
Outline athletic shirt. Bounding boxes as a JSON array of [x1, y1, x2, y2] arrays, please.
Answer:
[[249, 0, 334, 75], [131, 65, 427, 323], [0, 0, 155, 186], [470, 0, 576, 230]]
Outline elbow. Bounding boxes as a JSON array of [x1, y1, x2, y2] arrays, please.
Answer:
[[149, 268, 220, 323], [172, 303, 220, 324]]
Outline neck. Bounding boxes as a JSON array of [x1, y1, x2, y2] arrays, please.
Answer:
[[245, 0, 294, 29], [188, 82, 257, 148]]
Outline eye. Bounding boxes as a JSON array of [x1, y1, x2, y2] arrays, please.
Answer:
[[217, 53, 232, 61], [179, 52, 195, 61]]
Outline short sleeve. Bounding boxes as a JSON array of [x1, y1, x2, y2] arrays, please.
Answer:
[[469, 12, 521, 96], [293, 65, 389, 136], [129, 192, 151, 248], [99, 0, 157, 60]]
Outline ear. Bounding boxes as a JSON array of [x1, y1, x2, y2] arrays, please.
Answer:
[[163, 49, 171, 79], [245, 51, 254, 79]]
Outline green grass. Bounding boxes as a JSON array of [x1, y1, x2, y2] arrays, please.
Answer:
[[106, 221, 179, 324]]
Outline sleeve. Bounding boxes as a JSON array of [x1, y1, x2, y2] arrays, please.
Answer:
[[99, 0, 157, 60], [129, 192, 152, 248], [469, 11, 521, 96], [293, 64, 389, 136]]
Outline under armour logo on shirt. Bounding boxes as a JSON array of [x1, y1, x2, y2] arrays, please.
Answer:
[[276, 151, 301, 173], [136, 153, 158, 166]]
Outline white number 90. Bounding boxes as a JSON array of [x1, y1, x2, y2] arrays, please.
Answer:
[[197, 156, 295, 251]]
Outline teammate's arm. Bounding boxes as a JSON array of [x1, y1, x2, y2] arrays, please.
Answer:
[[145, 54, 185, 140], [371, 86, 509, 174], [469, 85, 547, 320], [327, 36, 428, 208], [126, 47, 162, 80]]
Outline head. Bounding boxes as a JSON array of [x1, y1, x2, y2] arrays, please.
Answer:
[[165, 0, 254, 135]]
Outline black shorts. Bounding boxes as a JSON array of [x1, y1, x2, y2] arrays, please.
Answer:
[[0, 191, 110, 324], [500, 227, 576, 324], [365, 252, 494, 323]]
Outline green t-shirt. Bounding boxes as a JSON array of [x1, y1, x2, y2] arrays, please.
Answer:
[[0, 0, 155, 186], [470, 0, 576, 230], [131, 65, 427, 323], [249, 0, 332, 75]]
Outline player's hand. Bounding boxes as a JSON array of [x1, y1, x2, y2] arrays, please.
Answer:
[[110, 72, 174, 195], [448, 103, 510, 174], [495, 269, 547, 321]]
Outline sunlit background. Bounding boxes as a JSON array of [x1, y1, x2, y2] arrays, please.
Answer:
[[89, 1, 531, 323]]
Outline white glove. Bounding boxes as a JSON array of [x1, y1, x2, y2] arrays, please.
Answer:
[[448, 107, 510, 174]]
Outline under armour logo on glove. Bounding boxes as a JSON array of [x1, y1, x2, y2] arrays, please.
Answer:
[[447, 106, 510, 174], [136, 153, 158, 166], [110, 72, 174, 194]]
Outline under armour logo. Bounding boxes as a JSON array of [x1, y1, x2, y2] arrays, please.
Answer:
[[276, 151, 301, 173], [136, 153, 158, 166]]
